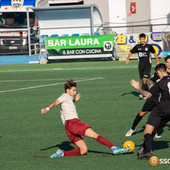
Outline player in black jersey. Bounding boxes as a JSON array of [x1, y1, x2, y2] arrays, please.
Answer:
[[125, 58, 170, 137], [125, 64, 165, 138], [130, 64, 170, 159], [126, 33, 159, 99], [150, 55, 170, 87]]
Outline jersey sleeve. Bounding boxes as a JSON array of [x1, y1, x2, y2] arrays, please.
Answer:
[[150, 82, 160, 97], [149, 45, 156, 53], [130, 45, 138, 54], [150, 72, 159, 82], [57, 94, 67, 103]]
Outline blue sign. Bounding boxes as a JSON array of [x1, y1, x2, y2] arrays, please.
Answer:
[[151, 32, 162, 42]]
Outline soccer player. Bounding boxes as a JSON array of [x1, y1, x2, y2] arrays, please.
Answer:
[[41, 80, 128, 158], [126, 33, 160, 99], [130, 64, 170, 159], [150, 55, 170, 87], [125, 63, 170, 138], [125, 57, 170, 137]]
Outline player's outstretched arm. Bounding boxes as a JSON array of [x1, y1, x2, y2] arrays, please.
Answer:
[[74, 93, 81, 102], [130, 79, 152, 99], [41, 100, 60, 114], [126, 52, 132, 64]]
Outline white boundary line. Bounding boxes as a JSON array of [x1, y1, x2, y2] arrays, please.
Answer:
[[0, 77, 103, 93], [0, 78, 87, 83], [0, 66, 138, 73]]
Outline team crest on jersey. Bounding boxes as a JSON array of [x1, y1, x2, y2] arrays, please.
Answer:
[[11, 0, 24, 9], [145, 47, 148, 51]]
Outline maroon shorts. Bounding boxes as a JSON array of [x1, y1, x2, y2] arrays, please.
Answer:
[[65, 118, 91, 144]]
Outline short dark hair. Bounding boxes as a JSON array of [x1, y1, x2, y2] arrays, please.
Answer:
[[155, 63, 166, 72], [139, 33, 146, 38], [64, 79, 77, 92], [164, 55, 170, 62]]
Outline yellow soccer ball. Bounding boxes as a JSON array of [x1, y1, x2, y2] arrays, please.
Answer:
[[123, 140, 135, 152]]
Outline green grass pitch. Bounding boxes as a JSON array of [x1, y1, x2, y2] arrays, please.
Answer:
[[0, 59, 169, 170]]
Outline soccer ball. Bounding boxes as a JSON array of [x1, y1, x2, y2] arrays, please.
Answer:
[[123, 140, 135, 152]]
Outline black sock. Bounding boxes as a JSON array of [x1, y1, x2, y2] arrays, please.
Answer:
[[142, 84, 149, 91], [142, 133, 155, 151], [152, 132, 156, 139], [131, 113, 143, 130], [144, 133, 153, 153], [142, 141, 145, 148]]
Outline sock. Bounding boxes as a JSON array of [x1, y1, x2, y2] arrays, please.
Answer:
[[142, 132, 155, 151], [142, 84, 149, 91], [96, 135, 114, 148], [142, 141, 145, 148], [131, 113, 143, 130], [144, 133, 153, 153], [64, 148, 81, 157], [152, 132, 156, 139]]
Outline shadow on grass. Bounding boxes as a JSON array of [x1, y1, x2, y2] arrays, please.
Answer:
[[40, 141, 133, 156], [152, 140, 170, 151], [40, 141, 74, 151], [121, 91, 139, 97], [132, 124, 168, 136], [88, 150, 133, 156], [134, 124, 170, 152]]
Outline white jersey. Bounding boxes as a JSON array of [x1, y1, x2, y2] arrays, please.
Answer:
[[57, 93, 79, 125]]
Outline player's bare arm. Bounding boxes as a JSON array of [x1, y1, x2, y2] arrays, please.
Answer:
[[74, 93, 81, 102], [154, 53, 160, 64], [130, 79, 152, 98], [126, 52, 132, 64], [149, 80, 154, 88], [41, 100, 60, 114]]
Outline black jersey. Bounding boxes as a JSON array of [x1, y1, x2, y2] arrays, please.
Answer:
[[130, 43, 155, 66], [150, 71, 170, 83], [150, 72, 159, 83], [150, 76, 170, 102]]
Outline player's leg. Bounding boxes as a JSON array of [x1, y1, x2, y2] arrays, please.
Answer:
[[141, 64, 151, 92], [50, 139, 87, 158], [85, 128, 113, 147], [141, 78, 149, 91], [154, 115, 170, 138], [126, 96, 158, 137], [138, 66, 145, 99], [143, 124, 155, 153], [132, 111, 148, 129], [125, 111, 147, 137], [85, 128, 128, 154], [64, 140, 88, 156], [50, 119, 89, 158], [125, 98, 156, 137], [138, 110, 161, 159]]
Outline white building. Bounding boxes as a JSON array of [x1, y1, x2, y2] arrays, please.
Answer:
[[49, 0, 170, 33]]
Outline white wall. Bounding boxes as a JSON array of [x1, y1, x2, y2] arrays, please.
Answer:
[[108, 0, 127, 33], [150, 0, 170, 32]]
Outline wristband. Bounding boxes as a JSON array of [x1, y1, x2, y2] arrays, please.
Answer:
[[46, 107, 50, 111]]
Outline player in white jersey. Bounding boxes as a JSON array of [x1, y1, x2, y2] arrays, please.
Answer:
[[41, 79, 128, 158]]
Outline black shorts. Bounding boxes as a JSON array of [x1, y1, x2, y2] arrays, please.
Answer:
[[146, 102, 170, 128], [138, 64, 151, 79], [141, 97, 157, 112]]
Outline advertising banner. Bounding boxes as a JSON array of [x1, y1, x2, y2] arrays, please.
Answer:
[[45, 34, 114, 59], [115, 32, 164, 59], [162, 32, 170, 56]]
